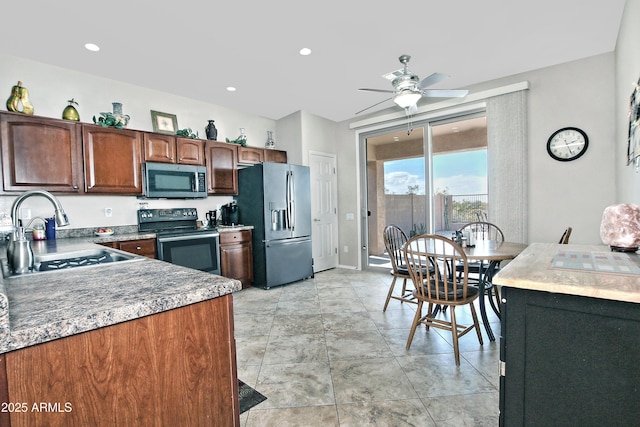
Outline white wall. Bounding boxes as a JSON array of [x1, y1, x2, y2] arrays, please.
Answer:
[[0, 54, 279, 228], [615, 0, 640, 204], [332, 53, 618, 268]]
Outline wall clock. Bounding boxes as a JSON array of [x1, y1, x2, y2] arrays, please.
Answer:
[[546, 127, 589, 162]]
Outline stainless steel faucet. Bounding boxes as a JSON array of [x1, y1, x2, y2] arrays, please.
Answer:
[[7, 190, 70, 274]]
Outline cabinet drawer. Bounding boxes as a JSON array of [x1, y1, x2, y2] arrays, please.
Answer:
[[219, 230, 252, 245], [118, 239, 156, 258]]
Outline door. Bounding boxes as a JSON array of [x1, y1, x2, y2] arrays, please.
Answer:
[[83, 125, 143, 194], [263, 162, 291, 241], [1, 113, 83, 193], [289, 164, 312, 239], [360, 113, 487, 269], [204, 141, 238, 195], [264, 237, 313, 288], [309, 152, 339, 272]]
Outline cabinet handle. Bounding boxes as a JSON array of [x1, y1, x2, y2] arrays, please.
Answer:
[[73, 185, 79, 189], [136, 246, 141, 250]]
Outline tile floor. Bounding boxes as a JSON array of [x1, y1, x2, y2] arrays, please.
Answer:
[[233, 267, 501, 427]]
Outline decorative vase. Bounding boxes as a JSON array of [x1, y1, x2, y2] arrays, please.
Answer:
[[205, 120, 218, 140], [238, 128, 247, 146], [62, 98, 80, 121], [265, 131, 275, 149], [6, 81, 34, 115], [111, 102, 130, 128]]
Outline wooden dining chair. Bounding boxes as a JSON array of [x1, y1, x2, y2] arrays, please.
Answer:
[[559, 227, 572, 244], [457, 221, 505, 315], [382, 225, 417, 311], [404, 234, 483, 365]]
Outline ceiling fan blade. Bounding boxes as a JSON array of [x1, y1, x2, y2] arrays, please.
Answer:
[[358, 88, 395, 94], [417, 72, 449, 90], [422, 89, 469, 98], [355, 97, 393, 115]]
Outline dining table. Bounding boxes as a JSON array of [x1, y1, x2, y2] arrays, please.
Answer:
[[462, 240, 529, 341]]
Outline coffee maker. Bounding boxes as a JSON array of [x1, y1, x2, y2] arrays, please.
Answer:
[[220, 201, 239, 226], [205, 210, 217, 228]]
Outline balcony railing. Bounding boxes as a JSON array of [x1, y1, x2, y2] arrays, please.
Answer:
[[383, 193, 488, 236], [449, 194, 488, 225]]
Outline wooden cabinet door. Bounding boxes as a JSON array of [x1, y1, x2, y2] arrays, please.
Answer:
[[220, 230, 253, 288], [176, 138, 205, 165], [2, 296, 239, 426], [144, 133, 176, 163], [83, 125, 143, 194], [0, 112, 83, 193], [238, 146, 264, 164], [205, 141, 238, 195], [118, 238, 157, 258], [264, 149, 287, 163]]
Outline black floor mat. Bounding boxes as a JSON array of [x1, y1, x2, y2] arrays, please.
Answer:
[[239, 379, 267, 414]]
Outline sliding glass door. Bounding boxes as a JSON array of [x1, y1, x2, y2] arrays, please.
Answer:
[[364, 114, 487, 268]]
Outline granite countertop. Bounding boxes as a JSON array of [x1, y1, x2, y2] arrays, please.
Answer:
[[493, 242, 640, 304], [0, 237, 242, 354]]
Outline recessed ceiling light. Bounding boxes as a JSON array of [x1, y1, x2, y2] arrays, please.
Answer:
[[299, 48, 311, 56], [226, 87, 237, 92], [84, 43, 100, 52]]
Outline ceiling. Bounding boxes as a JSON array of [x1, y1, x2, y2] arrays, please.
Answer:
[[1, 1, 626, 123]]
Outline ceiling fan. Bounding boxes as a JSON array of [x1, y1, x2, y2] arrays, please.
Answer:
[[356, 54, 469, 115]]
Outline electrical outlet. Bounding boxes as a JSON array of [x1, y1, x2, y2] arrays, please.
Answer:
[[346, 213, 355, 220], [20, 208, 31, 220], [105, 207, 113, 217], [344, 245, 349, 253]]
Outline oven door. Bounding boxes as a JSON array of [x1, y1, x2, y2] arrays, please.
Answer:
[[156, 232, 221, 275]]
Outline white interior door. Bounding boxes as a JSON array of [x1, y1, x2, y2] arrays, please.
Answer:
[[309, 151, 339, 272]]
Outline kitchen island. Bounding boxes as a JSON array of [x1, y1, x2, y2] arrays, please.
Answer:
[[0, 238, 242, 426], [493, 243, 640, 426]]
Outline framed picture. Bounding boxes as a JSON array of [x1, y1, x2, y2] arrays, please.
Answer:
[[150, 110, 178, 135]]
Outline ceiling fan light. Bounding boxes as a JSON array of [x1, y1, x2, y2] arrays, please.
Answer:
[[393, 91, 422, 108]]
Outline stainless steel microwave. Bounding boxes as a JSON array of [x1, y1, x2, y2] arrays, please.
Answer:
[[143, 162, 207, 199]]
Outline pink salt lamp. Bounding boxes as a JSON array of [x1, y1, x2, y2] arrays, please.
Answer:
[[600, 203, 640, 252]]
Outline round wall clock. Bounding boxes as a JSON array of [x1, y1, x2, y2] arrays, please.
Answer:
[[546, 127, 589, 162]]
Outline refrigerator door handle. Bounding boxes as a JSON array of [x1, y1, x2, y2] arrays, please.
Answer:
[[286, 170, 296, 231], [290, 171, 296, 231]]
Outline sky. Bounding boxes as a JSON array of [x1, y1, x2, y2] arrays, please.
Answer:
[[384, 150, 487, 196]]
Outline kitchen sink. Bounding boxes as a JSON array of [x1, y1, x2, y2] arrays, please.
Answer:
[[2, 248, 144, 278]]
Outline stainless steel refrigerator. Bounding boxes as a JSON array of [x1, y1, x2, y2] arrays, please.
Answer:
[[235, 163, 313, 289]]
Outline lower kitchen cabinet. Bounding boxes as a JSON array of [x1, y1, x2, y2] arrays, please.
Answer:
[[100, 238, 157, 258], [0, 294, 239, 426], [500, 287, 640, 426], [220, 229, 253, 289]]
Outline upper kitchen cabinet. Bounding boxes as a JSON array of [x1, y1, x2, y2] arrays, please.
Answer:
[[205, 141, 238, 195], [176, 138, 205, 165], [0, 112, 84, 193], [143, 133, 204, 166], [238, 146, 287, 165], [264, 148, 287, 163], [83, 124, 143, 194], [143, 132, 176, 163], [237, 146, 264, 165]]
